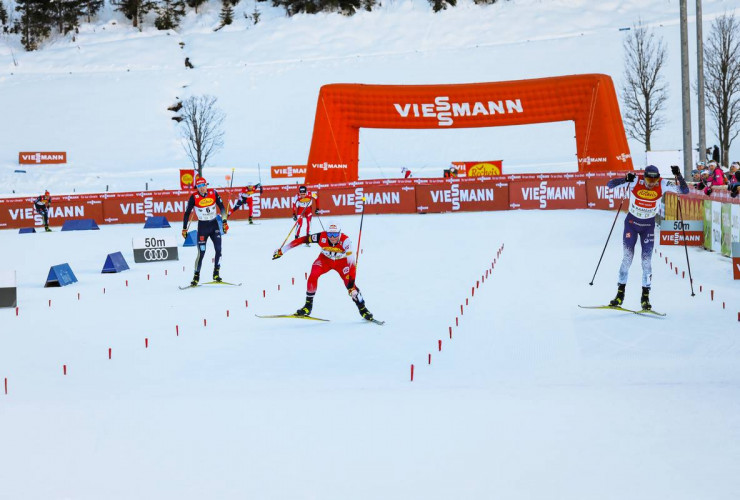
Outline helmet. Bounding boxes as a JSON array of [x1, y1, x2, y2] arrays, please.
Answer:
[[644, 165, 660, 179], [195, 177, 207, 188], [299, 185, 307, 194], [327, 223, 341, 238], [44, 190, 50, 197]]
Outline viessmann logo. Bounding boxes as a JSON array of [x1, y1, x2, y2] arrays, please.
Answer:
[[19, 152, 67, 164], [578, 156, 608, 165], [393, 96, 524, 127], [311, 162, 348, 171]]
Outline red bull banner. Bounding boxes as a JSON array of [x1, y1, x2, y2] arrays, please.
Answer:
[[451, 161, 503, 177], [179, 169, 195, 190]]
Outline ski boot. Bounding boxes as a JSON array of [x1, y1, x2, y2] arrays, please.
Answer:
[[248, 216, 253, 224], [609, 283, 626, 307], [44, 225, 51, 232], [640, 286, 652, 310], [190, 271, 200, 287], [356, 301, 374, 321], [212, 266, 222, 283], [295, 295, 314, 317]]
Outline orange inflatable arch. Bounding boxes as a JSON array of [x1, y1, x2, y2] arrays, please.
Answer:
[[305, 74, 633, 183]]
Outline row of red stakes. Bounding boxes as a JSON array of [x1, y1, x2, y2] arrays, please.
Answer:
[[657, 249, 737, 318], [7, 269, 313, 394], [412, 243, 505, 381]]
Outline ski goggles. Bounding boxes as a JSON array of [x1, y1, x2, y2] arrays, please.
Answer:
[[327, 231, 340, 238]]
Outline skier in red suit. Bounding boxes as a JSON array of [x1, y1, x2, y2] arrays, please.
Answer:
[[272, 222, 373, 320], [230, 183, 262, 224], [292, 185, 318, 239]]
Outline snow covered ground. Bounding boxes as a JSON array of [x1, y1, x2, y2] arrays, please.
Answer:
[[2, 0, 739, 195], [1, 210, 739, 499]]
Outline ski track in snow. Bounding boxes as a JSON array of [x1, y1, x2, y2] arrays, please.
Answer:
[[1, 210, 739, 499]]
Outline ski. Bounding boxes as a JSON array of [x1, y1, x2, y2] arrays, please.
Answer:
[[256, 314, 329, 322], [365, 318, 385, 325], [578, 305, 666, 317], [179, 281, 242, 289]]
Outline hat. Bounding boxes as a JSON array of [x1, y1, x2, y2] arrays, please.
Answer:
[[195, 177, 207, 188], [644, 165, 661, 179]]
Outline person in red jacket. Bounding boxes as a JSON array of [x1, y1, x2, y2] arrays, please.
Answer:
[[230, 183, 262, 224], [272, 222, 373, 320], [292, 185, 318, 239]]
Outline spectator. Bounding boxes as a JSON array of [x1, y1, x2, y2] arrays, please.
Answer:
[[728, 170, 740, 198], [728, 162, 739, 183], [695, 160, 726, 195], [401, 167, 412, 179], [711, 145, 720, 163]]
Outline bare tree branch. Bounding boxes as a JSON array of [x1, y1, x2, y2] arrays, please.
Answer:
[[620, 20, 669, 151], [178, 95, 225, 177], [704, 13, 740, 167]]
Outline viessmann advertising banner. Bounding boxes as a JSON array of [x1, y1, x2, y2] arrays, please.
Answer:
[[316, 184, 417, 216], [7, 171, 732, 230], [414, 179, 509, 213]]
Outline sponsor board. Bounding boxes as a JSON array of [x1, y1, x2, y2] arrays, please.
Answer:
[[451, 161, 503, 178], [19, 152, 67, 164], [414, 181, 508, 213], [393, 97, 524, 127], [180, 169, 194, 190], [659, 220, 704, 246], [317, 185, 416, 216], [586, 179, 630, 210], [733, 243, 740, 280], [132, 235, 179, 263], [271, 165, 308, 178], [509, 178, 587, 209]]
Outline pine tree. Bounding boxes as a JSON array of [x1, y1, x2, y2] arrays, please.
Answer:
[[186, 0, 206, 14], [113, 0, 157, 29], [15, 0, 54, 50], [81, 0, 103, 22], [154, 0, 185, 30], [219, 0, 233, 26], [52, 0, 84, 35], [0, 0, 9, 29], [428, 0, 455, 12]]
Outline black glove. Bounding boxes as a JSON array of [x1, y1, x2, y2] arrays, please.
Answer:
[[706, 187, 712, 196], [696, 182, 705, 190], [293, 214, 297, 221], [671, 165, 682, 177], [625, 172, 635, 183]]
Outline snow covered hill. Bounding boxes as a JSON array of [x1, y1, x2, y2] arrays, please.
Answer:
[[1, 0, 739, 195]]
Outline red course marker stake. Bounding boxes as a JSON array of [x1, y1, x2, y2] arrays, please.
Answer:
[[4, 377, 7, 395], [176, 325, 179, 336], [292, 277, 295, 285], [449, 326, 452, 339], [145, 338, 148, 348], [466, 298, 468, 306], [203, 319, 207, 327], [77, 293, 80, 300], [711, 290, 714, 301], [278, 284, 281, 291], [108, 348, 112, 359], [456, 317, 458, 327], [428, 354, 431, 365], [227, 310, 230, 318], [438, 340, 442, 352], [263, 290, 266, 298], [126, 280, 128, 287], [63, 365, 67, 375], [16, 307, 19, 316], [476, 280, 479, 289], [460, 304, 464, 315], [410, 364, 414, 382], [245, 300, 249, 308], [471, 287, 475, 297], [147, 274, 150, 280]]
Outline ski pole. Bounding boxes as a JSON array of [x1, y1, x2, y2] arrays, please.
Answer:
[[278, 203, 310, 249], [225, 167, 236, 216], [589, 196, 625, 286], [355, 196, 367, 271], [675, 188, 695, 296]]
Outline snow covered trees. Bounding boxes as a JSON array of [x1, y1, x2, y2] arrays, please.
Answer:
[[154, 0, 186, 30], [14, 0, 53, 50]]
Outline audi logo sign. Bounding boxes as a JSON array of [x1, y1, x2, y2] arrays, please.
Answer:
[[132, 234, 179, 263]]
